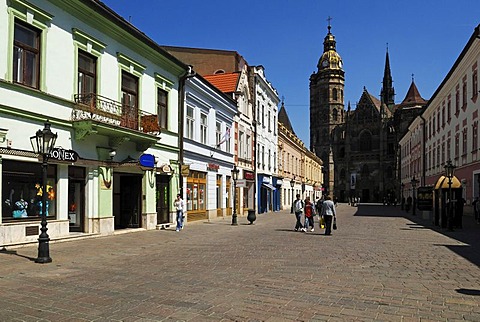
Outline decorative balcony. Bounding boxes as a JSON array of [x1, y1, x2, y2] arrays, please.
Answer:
[[72, 93, 161, 151]]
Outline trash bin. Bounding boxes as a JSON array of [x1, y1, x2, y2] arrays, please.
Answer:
[[247, 209, 256, 224]]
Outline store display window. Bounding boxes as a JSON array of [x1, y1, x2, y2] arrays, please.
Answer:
[[2, 160, 57, 221], [186, 171, 206, 212]]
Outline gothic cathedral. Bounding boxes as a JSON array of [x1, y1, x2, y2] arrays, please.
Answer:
[[310, 23, 426, 203]]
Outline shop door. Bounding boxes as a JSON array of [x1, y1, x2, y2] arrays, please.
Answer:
[[68, 167, 85, 232], [118, 175, 141, 228], [156, 175, 170, 224]]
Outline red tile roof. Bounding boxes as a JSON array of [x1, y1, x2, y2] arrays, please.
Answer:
[[203, 72, 240, 93]]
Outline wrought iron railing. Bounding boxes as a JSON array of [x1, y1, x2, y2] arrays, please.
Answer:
[[72, 93, 161, 134]]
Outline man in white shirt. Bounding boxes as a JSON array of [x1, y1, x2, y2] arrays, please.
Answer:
[[293, 194, 304, 231]]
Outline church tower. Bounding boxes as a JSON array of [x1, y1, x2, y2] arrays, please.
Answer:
[[309, 21, 344, 197]]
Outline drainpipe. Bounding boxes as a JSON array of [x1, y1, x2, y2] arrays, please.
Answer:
[[178, 65, 196, 197], [252, 69, 257, 214]]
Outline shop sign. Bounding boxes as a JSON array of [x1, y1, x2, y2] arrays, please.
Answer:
[[207, 163, 219, 172], [262, 176, 271, 184], [244, 171, 255, 180], [181, 164, 190, 176], [50, 148, 78, 162], [236, 179, 247, 188], [417, 186, 433, 211], [139, 154, 155, 168]]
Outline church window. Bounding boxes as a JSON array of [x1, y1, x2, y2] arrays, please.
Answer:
[[359, 131, 372, 151], [323, 129, 328, 141], [332, 88, 338, 101], [332, 108, 338, 121], [339, 147, 345, 158], [386, 166, 393, 178], [361, 165, 370, 177], [340, 168, 345, 179]]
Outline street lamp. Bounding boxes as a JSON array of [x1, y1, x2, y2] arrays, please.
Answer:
[[401, 183, 405, 210], [411, 176, 419, 216], [444, 160, 456, 231], [290, 176, 295, 213], [30, 121, 57, 264], [231, 165, 239, 225]]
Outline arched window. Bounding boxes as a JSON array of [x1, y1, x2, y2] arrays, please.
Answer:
[[340, 168, 346, 179], [339, 147, 345, 158], [359, 131, 372, 151], [332, 88, 338, 101], [386, 166, 393, 178], [332, 108, 338, 121], [362, 164, 370, 177]]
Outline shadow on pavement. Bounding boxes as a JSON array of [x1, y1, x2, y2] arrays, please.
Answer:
[[350, 203, 480, 268], [0, 248, 36, 262], [456, 288, 480, 296]]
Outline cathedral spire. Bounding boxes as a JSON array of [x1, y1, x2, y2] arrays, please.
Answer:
[[380, 47, 395, 106]]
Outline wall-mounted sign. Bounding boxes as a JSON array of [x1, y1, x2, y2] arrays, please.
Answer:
[[50, 148, 78, 162], [139, 154, 155, 168], [207, 163, 219, 172], [181, 164, 190, 176], [244, 171, 255, 180], [236, 179, 247, 188], [161, 164, 172, 174]]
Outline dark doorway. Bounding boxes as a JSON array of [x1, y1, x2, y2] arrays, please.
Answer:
[[156, 175, 170, 224], [68, 166, 85, 232], [362, 189, 370, 203], [114, 174, 142, 229]]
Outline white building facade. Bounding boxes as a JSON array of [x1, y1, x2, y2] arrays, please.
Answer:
[[251, 66, 280, 213], [181, 75, 236, 221]]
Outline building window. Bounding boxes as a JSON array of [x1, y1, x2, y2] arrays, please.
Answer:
[[473, 67, 478, 101], [462, 78, 467, 110], [447, 137, 451, 161], [226, 127, 231, 153], [13, 20, 40, 88], [333, 88, 338, 101], [472, 121, 478, 152], [441, 103, 445, 128], [239, 131, 245, 160], [157, 88, 168, 129], [462, 128, 468, 156], [261, 105, 265, 127], [246, 134, 251, 161], [273, 115, 276, 135], [186, 171, 206, 212], [257, 102, 261, 125], [333, 108, 338, 122], [77, 50, 96, 95], [200, 113, 208, 144], [268, 149, 271, 170], [186, 106, 194, 139], [121, 71, 138, 129], [455, 133, 460, 159], [268, 110, 271, 132], [455, 86, 460, 116], [447, 97, 451, 122], [216, 121, 222, 147], [2, 160, 57, 221]]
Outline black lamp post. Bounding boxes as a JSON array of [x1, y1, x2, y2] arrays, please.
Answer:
[[411, 176, 419, 216], [30, 121, 57, 264], [231, 165, 239, 225], [290, 176, 295, 213], [401, 183, 405, 210], [444, 160, 456, 231]]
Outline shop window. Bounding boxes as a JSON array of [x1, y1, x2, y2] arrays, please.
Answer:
[[186, 171, 206, 212], [2, 160, 57, 221]]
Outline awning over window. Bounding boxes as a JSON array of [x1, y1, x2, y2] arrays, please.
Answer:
[[262, 183, 276, 190], [434, 175, 461, 190]]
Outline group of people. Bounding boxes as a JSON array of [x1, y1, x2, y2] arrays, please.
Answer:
[[292, 194, 336, 235]]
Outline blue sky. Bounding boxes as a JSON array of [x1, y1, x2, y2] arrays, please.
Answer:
[[102, 0, 480, 148]]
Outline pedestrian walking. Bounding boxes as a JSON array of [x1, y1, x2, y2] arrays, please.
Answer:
[[321, 196, 336, 235], [304, 196, 315, 232], [293, 194, 304, 231], [174, 194, 185, 232]]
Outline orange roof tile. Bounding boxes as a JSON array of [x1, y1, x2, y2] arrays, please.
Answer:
[[203, 72, 240, 93]]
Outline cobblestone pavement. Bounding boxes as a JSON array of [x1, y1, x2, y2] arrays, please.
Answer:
[[1, 203, 479, 321]]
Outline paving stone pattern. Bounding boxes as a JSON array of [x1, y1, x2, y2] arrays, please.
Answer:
[[0, 204, 479, 321]]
